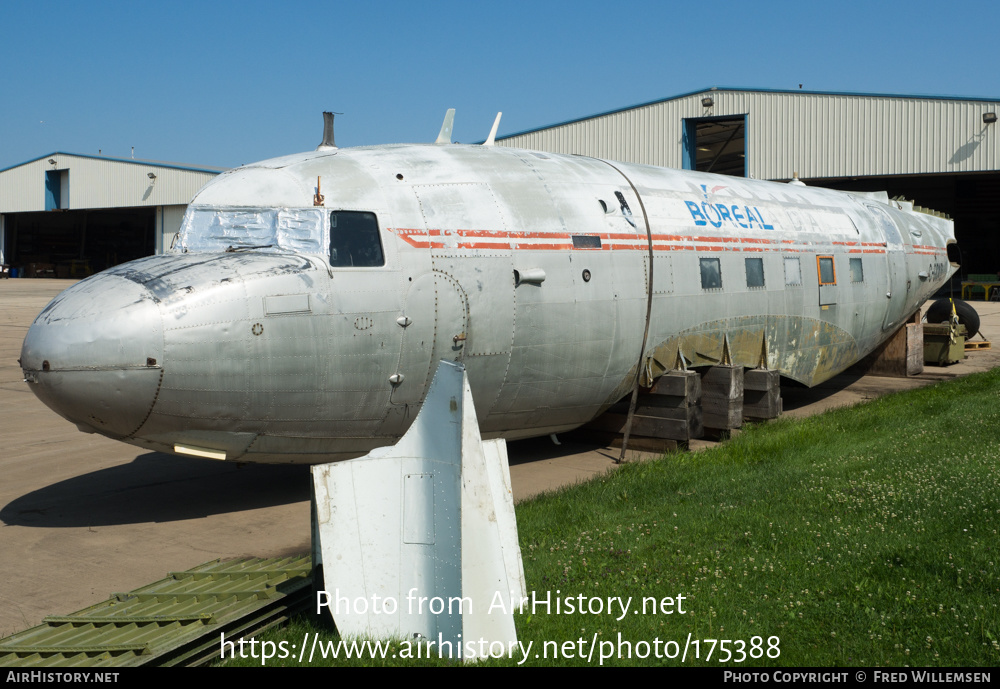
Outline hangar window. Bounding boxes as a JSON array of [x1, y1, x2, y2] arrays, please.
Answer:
[[745, 257, 765, 288], [818, 256, 836, 285], [683, 115, 747, 177], [700, 257, 722, 290], [850, 257, 864, 283], [784, 257, 801, 286], [330, 211, 384, 267]]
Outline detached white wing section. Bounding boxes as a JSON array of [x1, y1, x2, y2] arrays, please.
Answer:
[[311, 360, 523, 661], [462, 431, 526, 645]]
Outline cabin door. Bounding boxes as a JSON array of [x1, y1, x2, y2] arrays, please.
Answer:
[[390, 269, 467, 403], [817, 255, 838, 307], [411, 184, 515, 423]]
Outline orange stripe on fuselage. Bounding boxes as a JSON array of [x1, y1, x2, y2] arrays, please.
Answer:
[[387, 228, 935, 255]]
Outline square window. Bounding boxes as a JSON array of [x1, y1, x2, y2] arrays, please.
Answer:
[[850, 257, 864, 283], [818, 256, 836, 285], [784, 257, 801, 286], [700, 257, 722, 289], [745, 257, 765, 288]]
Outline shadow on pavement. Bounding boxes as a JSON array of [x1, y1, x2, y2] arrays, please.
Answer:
[[1, 452, 311, 528]]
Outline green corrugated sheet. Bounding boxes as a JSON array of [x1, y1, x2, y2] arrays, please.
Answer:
[[0, 555, 313, 667]]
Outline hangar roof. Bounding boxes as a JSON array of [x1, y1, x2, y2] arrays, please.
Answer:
[[0, 152, 226, 176], [0, 153, 227, 213], [497, 87, 1000, 181]]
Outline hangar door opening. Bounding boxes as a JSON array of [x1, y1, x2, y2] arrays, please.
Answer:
[[683, 116, 747, 177], [816, 172, 1000, 282], [4, 207, 155, 278]]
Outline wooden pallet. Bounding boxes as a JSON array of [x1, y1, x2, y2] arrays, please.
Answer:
[[965, 340, 992, 351]]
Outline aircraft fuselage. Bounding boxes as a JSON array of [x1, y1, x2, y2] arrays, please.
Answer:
[[20, 143, 956, 462]]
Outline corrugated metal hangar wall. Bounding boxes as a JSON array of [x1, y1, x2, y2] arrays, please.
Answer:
[[498, 87, 1000, 277], [4, 91, 998, 280], [0, 153, 222, 277]]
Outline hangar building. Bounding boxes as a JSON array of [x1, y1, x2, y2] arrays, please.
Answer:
[[497, 87, 1000, 276], [0, 153, 224, 277]]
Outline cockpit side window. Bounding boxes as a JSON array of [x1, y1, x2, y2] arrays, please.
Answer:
[[330, 211, 384, 267]]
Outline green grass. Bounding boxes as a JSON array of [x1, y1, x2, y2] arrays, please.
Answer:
[[225, 369, 1000, 666]]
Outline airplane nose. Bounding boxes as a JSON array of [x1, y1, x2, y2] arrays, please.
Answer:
[[20, 275, 164, 438]]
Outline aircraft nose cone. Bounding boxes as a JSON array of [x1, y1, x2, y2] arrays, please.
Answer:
[[20, 275, 164, 438]]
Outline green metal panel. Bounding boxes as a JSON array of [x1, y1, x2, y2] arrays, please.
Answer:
[[0, 556, 312, 667]]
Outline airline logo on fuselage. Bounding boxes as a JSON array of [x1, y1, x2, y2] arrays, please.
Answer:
[[685, 184, 775, 231]]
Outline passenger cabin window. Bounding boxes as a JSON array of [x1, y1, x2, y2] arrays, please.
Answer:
[[330, 211, 384, 267], [572, 235, 602, 249], [784, 257, 801, 286], [745, 257, 765, 288], [818, 256, 836, 285], [700, 257, 722, 290], [850, 257, 864, 283]]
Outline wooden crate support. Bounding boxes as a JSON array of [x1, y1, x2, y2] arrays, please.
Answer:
[[700, 365, 743, 433], [575, 428, 680, 455], [638, 369, 703, 441], [853, 311, 924, 378], [743, 368, 782, 422], [582, 370, 703, 446]]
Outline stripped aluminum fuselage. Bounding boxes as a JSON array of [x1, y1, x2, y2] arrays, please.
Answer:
[[21, 143, 956, 463]]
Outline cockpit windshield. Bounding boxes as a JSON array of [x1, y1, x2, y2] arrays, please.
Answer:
[[174, 206, 329, 254]]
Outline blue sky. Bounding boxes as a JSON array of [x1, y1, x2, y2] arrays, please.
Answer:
[[2, 0, 997, 170]]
